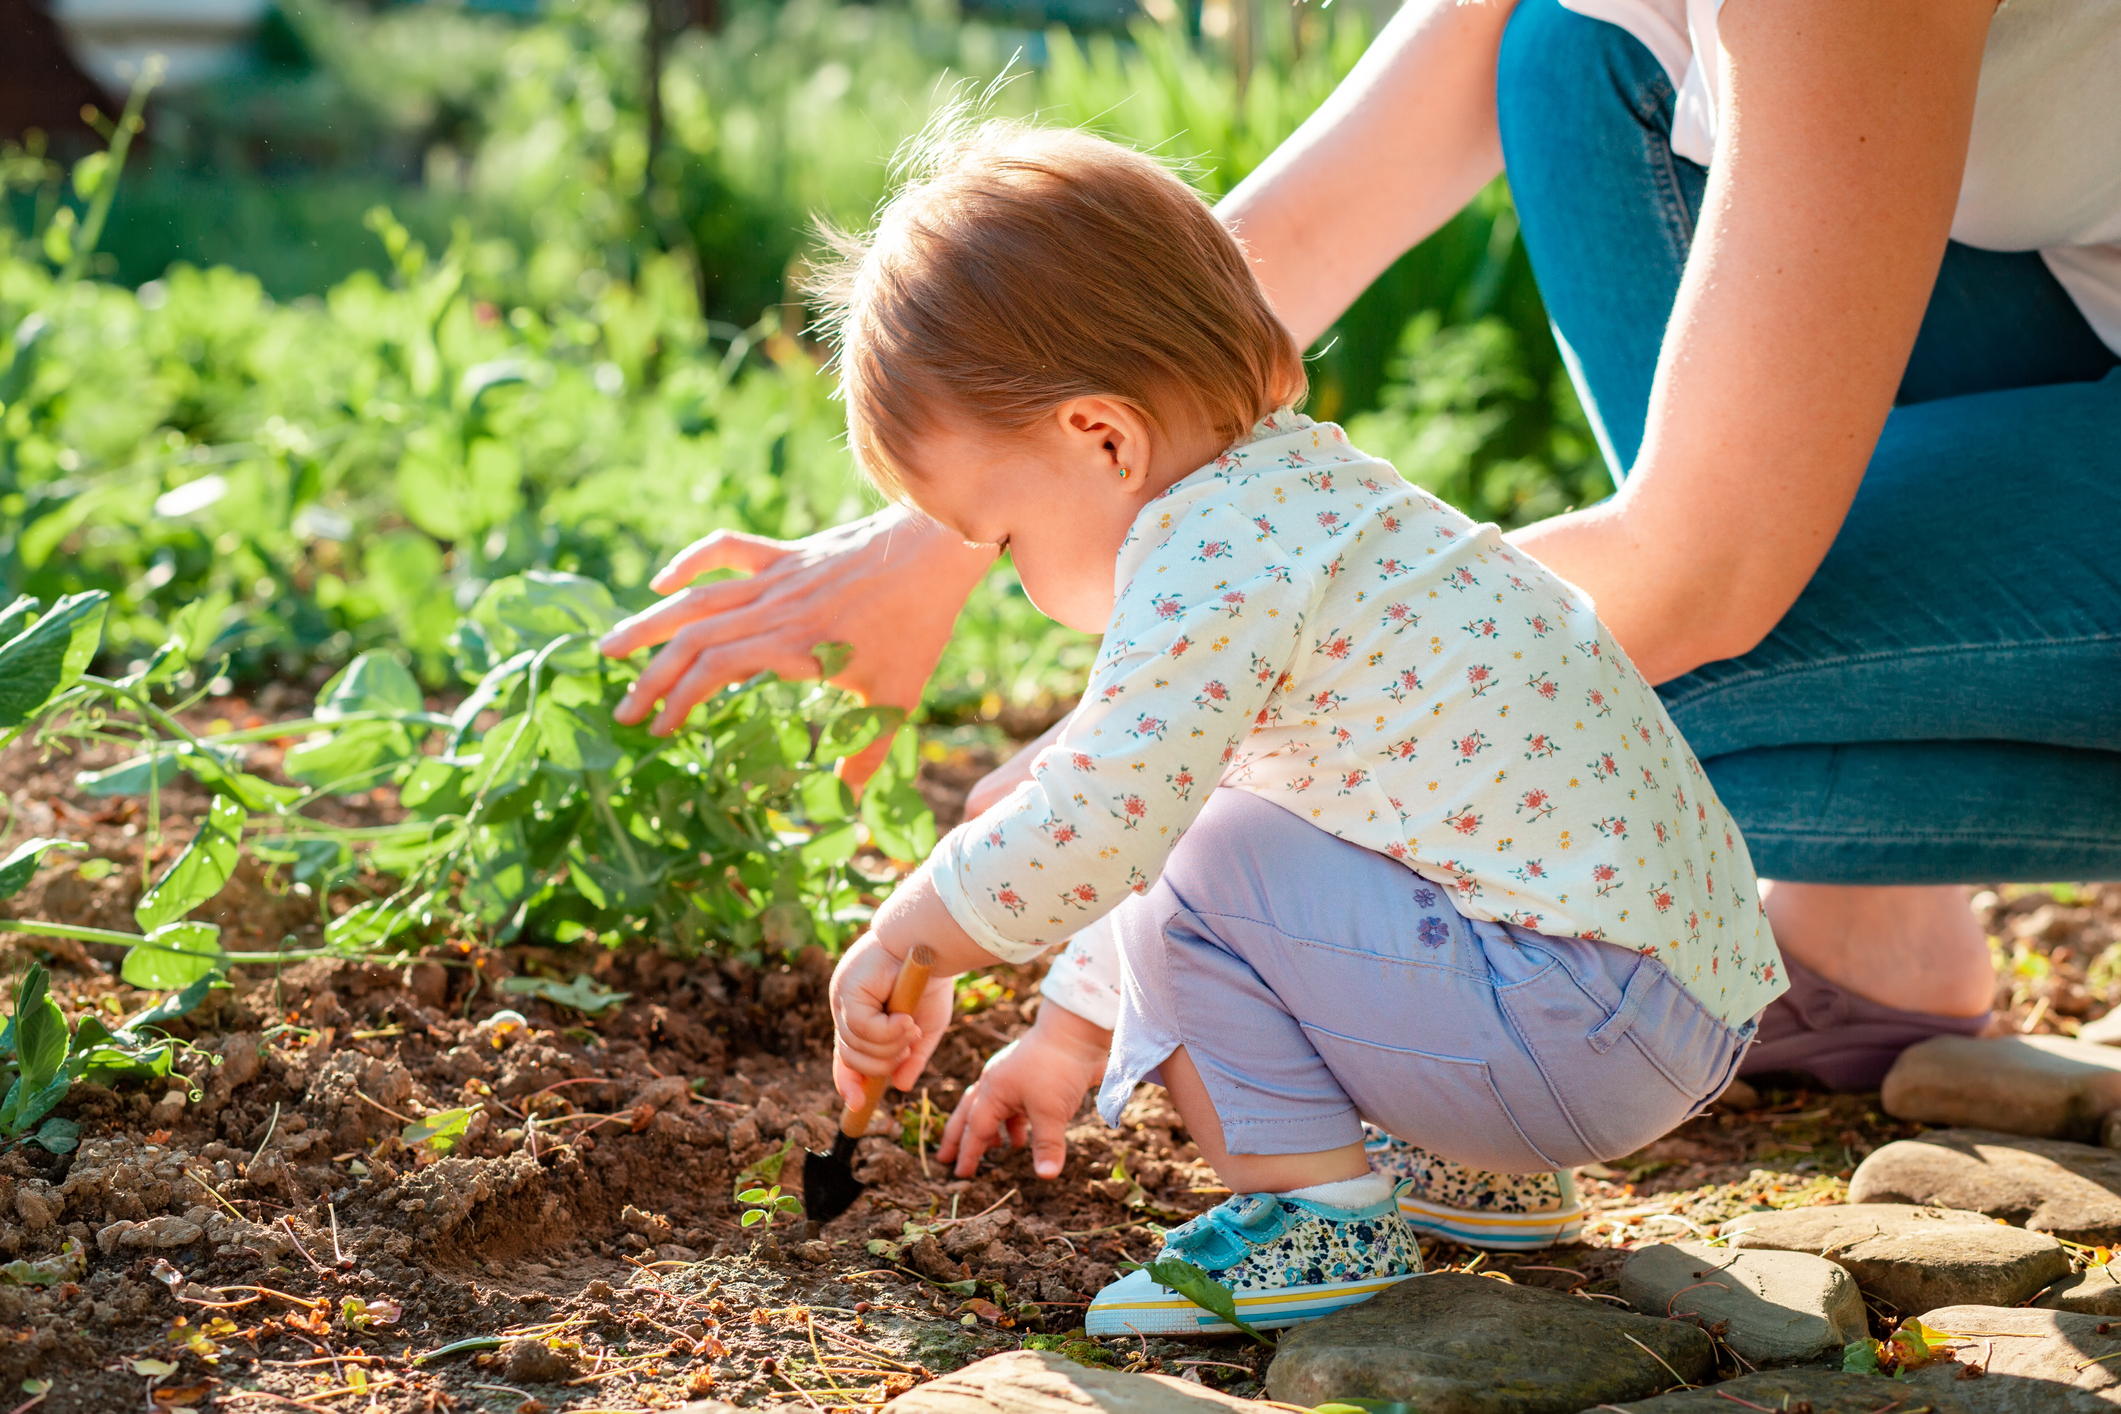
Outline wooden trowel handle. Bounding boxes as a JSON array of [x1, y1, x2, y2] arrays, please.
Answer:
[[839, 945, 935, 1140]]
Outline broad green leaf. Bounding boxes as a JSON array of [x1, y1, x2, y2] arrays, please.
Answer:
[[496, 973, 630, 1016], [0, 596, 34, 644], [283, 720, 413, 788], [326, 900, 415, 950], [402, 1107, 473, 1153], [316, 651, 424, 719], [398, 756, 466, 810], [468, 713, 539, 799], [30, 1117, 79, 1154], [73, 747, 185, 796], [1843, 1338, 1884, 1375], [1144, 1257, 1274, 1347], [121, 974, 221, 1036], [135, 793, 244, 933], [11, 1074, 71, 1134], [799, 771, 853, 823], [144, 591, 233, 686], [0, 592, 108, 729], [0, 838, 83, 901], [472, 572, 621, 659], [535, 699, 621, 773], [800, 824, 858, 869], [9, 965, 69, 1094], [250, 835, 352, 885], [121, 921, 225, 989], [815, 705, 902, 764], [812, 641, 855, 678]]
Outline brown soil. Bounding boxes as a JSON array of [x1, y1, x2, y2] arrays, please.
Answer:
[[2, 698, 2117, 1412]]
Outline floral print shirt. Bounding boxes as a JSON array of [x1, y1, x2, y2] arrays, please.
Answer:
[[930, 411, 1785, 1027]]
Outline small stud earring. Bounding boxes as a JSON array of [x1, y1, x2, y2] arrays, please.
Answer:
[[1120, 467, 1131, 479]]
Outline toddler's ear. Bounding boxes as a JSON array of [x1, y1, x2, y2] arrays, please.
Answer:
[[1052, 396, 1155, 487]]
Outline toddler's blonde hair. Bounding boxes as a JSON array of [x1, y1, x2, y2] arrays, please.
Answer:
[[809, 115, 1307, 496]]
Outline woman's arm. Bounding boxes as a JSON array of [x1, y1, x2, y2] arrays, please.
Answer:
[[1219, 0, 1518, 347], [1508, 0, 1995, 684]]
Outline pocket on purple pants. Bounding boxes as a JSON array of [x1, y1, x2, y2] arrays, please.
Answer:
[[1497, 961, 1718, 1164], [1299, 1022, 1564, 1173]]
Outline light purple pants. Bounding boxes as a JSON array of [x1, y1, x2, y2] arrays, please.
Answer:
[[1095, 790, 1755, 1171]]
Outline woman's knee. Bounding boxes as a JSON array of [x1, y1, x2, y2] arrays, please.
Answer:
[[1496, 0, 1670, 149]]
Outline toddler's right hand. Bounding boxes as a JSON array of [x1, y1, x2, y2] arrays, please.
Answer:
[[938, 1002, 1111, 1180]]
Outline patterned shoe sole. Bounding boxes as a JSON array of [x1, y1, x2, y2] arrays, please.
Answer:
[[1084, 1272, 1414, 1337], [1397, 1193, 1586, 1251]]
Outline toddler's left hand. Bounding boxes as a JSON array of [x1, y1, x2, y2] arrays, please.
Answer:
[[828, 931, 956, 1112]]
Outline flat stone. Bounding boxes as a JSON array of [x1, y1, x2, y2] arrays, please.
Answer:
[[1608, 1369, 1975, 1414], [2037, 1267, 2121, 1318], [889, 1350, 1269, 1414], [1883, 1036, 2121, 1142], [2078, 1010, 2121, 1047], [1264, 1272, 1713, 1413], [1851, 1130, 2121, 1243], [1722, 1204, 2071, 1313], [1905, 1305, 2121, 1412], [1617, 1240, 1866, 1365]]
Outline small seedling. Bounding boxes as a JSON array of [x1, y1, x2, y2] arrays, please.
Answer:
[[737, 1185, 801, 1228]]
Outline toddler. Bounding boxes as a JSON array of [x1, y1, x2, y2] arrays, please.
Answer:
[[817, 117, 1785, 1336]]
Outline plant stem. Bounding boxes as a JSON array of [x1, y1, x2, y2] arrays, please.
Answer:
[[0, 919, 345, 968], [62, 57, 163, 281]]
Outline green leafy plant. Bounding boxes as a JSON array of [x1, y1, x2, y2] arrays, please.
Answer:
[[736, 1183, 801, 1228], [0, 573, 935, 984], [0, 962, 205, 1154]]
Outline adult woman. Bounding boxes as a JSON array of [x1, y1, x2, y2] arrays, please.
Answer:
[[603, 0, 2121, 1088]]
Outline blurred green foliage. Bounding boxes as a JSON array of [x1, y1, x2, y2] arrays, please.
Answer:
[[3, 0, 1607, 726]]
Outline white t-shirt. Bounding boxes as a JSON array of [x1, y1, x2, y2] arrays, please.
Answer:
[[1560, 0, 2121, 356]]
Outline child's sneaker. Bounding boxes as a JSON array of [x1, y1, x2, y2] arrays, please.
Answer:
[[1365, 1128, 1584, 1251], [1083, 1188, 1420, 1337]]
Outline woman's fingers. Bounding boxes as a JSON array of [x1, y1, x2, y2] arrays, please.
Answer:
[[644, 632, 822, 734], [600, 573, 773, 658], [648, 528, 792, 594]]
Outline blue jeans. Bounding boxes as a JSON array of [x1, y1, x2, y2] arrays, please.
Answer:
[[1495, 0, 2121, 883]]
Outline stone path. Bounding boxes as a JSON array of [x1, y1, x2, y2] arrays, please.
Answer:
[[1265, 1273, 1712, 1413], [880, 1077, 2121, 1414], [1610, 1370, 1975, 1413], [1905, 1306, 2121, 1413], [1851, 1129, 2121, 1243], [1884, 1036, 2121, 1141], [1721, 1202, 2070, 1312], [1617, 1239, 1864, 1365], [891, 1350, 1267, 1414]]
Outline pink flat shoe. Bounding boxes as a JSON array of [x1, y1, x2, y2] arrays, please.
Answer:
[[1739, 952, 1991, 1091]]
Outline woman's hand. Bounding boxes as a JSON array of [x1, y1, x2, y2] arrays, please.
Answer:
[[599, 506, 996, 780], [964, 713, 1073, 819], [938, 1002, 1112, 1180]]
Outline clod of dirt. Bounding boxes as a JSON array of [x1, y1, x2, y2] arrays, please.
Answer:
[[503, 1335, 584, 1384]]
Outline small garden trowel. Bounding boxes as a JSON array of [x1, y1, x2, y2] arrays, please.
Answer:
[[802, 945, 934, 1224]]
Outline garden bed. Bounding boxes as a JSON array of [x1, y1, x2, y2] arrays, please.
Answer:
[[4, 694, 2118, 1413]]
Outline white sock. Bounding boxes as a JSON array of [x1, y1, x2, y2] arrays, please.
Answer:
[[1278, 1171, 1393, 1210]]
